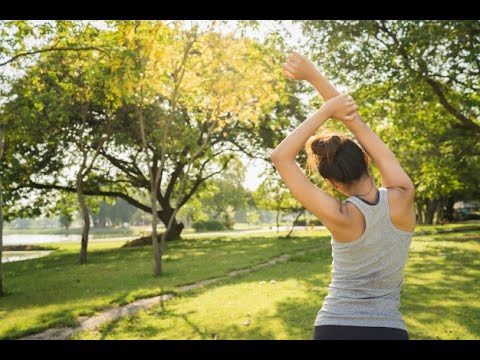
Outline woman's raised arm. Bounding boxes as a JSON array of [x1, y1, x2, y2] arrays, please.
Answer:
[[284, 53, 415, 194], [343, 115, 415, 192]]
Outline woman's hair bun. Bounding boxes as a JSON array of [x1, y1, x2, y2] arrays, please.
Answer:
[[310, 134, 342, 164], [304, 132, 368, 184]]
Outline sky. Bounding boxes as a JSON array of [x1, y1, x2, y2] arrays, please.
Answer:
[[241, 155, 270, 191]]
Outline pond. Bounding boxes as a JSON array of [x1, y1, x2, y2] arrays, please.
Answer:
[[2, 233, 136, 263], [2, 234, 82, 246], [2, 250, 54, 263], [2, 233, 135, 246]]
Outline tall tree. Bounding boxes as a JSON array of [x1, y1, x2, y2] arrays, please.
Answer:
[[4, 21, 297, 275], [5, 40, 115, 263], [8, 21, 290, 243], [301, 20, 480, 223], [0, 20, 107, 294]]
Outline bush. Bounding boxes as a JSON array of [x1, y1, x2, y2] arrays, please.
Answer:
[[192, 220, 226, 232], [223, 218, 235, 230], [293, 218, 323, 226]]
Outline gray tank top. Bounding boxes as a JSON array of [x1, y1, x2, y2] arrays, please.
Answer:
[[314, 187, 414, 330]]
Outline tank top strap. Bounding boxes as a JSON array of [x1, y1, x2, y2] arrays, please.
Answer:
[[344, 187, 388, 226]]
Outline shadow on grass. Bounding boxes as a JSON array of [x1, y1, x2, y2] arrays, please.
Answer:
[[268, 236, 479, 339], [2, 308, 79, 340], [116, 233, 479, 340], [7, 229, 477, 340], [400, 237, 480, 339], [0, 232, 329, 339]]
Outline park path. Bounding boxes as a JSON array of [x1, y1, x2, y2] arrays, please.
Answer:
[[19, 245, 326, 340]]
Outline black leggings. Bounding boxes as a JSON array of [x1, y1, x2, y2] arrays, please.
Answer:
[[313, 325, 409, 340]]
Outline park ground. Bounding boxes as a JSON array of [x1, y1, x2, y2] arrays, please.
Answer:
[[0, 221, 479, 340]]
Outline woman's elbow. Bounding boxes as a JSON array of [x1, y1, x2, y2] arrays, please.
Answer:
[[269, 150, 282, 163]]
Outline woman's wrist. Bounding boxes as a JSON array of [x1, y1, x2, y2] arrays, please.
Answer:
[[307, 70, 324, 88], [316, 104, 334, 121], [341, 114, 367, 131]]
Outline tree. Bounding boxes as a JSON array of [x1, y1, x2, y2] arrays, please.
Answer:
[[196, 157, 249, 226], [5, 21, 293, 275], [301, 20, 480, 223], [53, 194, 78, 230], [246, 209, 260, 226], [91, 198, 139, 228], [253, 168, 302, 233], [0, 20, 108, 294], [5, 37, 116, 263]]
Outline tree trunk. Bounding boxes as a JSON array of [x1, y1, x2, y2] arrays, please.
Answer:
[[425, 198, 439, 225], [0, 126, 4, 296], [122, 219, 184, 248], [416, 199, 424, 224], [276, 207, 280, 233], [286, 209, 304, 238], [435, 198, 445, 225], [445, 196, 455, 222], [159, 209, 184, 241], [77, 170, 90, 265], [164, 219, 184, 241], [150, 184, 162, 276]]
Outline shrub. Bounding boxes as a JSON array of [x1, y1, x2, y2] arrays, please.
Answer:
[[293, 218, 323, 226], [192, 220, 226, 232], [223, 218, 235, 229]]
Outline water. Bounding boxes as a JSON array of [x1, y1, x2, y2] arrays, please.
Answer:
[[2, 250, 54, 263], [1, 233, 136, 263], [2, 234, 84, 246]]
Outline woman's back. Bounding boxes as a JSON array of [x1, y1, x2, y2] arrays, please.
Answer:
[[315, 187, 414, 330]]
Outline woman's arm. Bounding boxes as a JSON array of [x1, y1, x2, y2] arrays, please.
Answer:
[[283, 52, 340, 101], [341, 116, 415, 193], [284, 52, 414, 193], [269, 95, 358, 230], [269, 95, 357, 162]]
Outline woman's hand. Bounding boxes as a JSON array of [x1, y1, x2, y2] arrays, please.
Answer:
[[322, 94, 359, 122], [282, 52, 321, 82]]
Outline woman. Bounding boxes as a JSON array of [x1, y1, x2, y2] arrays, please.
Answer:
[[270, 53, 416, 340]]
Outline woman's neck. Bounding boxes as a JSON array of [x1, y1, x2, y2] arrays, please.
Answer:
[[348, 176, 378, 203]]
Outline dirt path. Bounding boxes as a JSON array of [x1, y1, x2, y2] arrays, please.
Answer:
[[20, 245, 325, 340]]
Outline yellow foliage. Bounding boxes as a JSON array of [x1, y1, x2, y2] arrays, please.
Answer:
[[103, 21, 285, 129]]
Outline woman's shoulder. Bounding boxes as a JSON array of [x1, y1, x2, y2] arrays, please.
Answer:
[[384, 186, 416, 233]]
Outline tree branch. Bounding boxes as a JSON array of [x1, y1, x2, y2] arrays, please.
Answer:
[[99, 150, 149, 186], [376, 20, 480, 133], [424, 77, 479, 132], [82, 133, 113, 177], [25, 181, 160, 216], [0, 46, 109, 67], [178, 154, 235, 209]]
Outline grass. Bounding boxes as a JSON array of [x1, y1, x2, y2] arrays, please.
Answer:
[[1, 222, 479, 340], [0, 229, 329, 339], [70, 228, 480, 340]]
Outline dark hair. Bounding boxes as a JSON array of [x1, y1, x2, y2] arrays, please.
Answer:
[[305, 132, 368, 185]]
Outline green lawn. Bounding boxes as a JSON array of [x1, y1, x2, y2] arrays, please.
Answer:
[[72, 228, 480, 340], [0, 230, 328, 339], [1, 223, 479, 340]]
